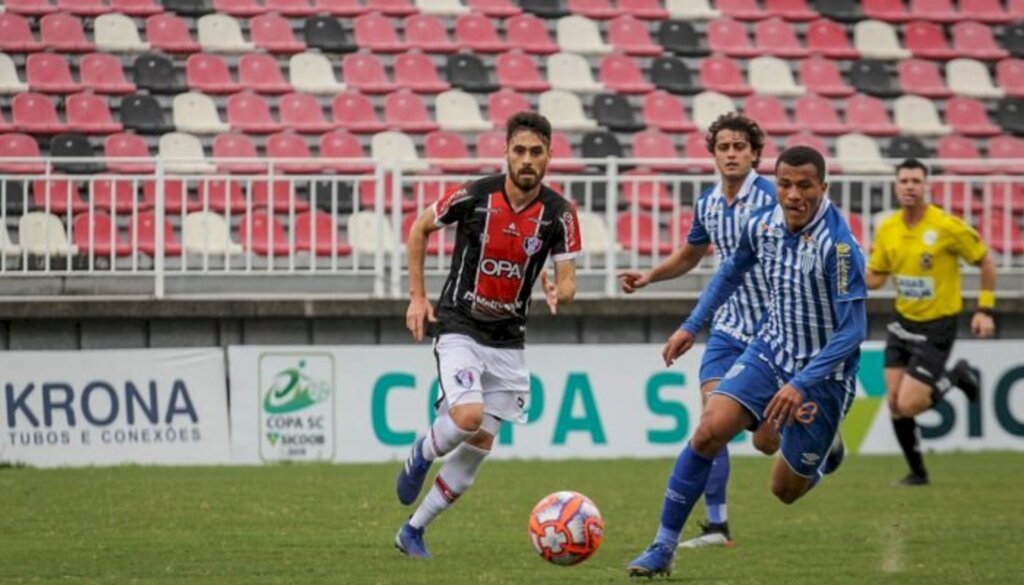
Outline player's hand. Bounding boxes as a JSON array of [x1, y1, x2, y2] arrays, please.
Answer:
[[971, 311, 995, 338], [763, 384, 805, 428], [617, 270, 651, 294], [406, 293, 437, 342], [541, 270, 558, 315], [662, 329, 695, 367]]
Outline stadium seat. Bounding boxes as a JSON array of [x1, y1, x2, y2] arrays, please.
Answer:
[[39, 13, 94, 52], [642, 90, 695, 132], [0, 133, 44, 174], [765, 0, 817, 21], [945, 97, 1001, 137], [0, 12, 44, 52], [354, 12, 408, 53], [20, 212, 78, 257], [455, 13, 507, 53], [581, 131, 623, 165], [755, 17, 809, 58], [997, 59, 1024, 97], [749, 56, 806, 96], [953, 21, 1009, 61], [292, 53, 347, 94], [793, 94, 848, 135], [424, 130, 483, 173], [557, 15, 613, 54], [104, 133, 154, 174], [522, 0, 570, 18], [51, 133, 103, 174], [66, 93, 123, 135], [961, 0, 1012, 23], [111, 0, 164, 13], [717, 0, 768, 20], [621, 169, 675, 209], [267, 0, 318, 15], [800, 56, 854, 96], [506, 14, 560, 54], [404, 14, 457, 53], [1005, 22, 1024, 58], [313, 0, 370, 15], [446, 54, 499, 93], [619, 0, 668, 19], [845, 94, 898, 136], [539, 90, 599, 131], [0, 112, 12, 133], [227, 92, 283, 134], [214, 0, 267, 17], [468, 0, 521, 16], [548, 131, 586, 171], [417, 0, 469, 15], [988, 135, 1024, 174], [996, 98, 1024, 135], [239, 54, 292, 94], [617, 212, 671, 255], [371, 130, 429, 172], [495, 52, 549, 93], [319, 129, 374, 173], [855, 20, 911, 60], [700, 56, 752, 96], [708, 18, 759, 58], [665, 0, 719, 20], [27, 54, 82, 94], [95, 13, 150, 52], [183, 211, 244, 256], [657, 20, 709, 56], [435, 89, 492, 132], [164, 0, 212, 19], [253, 174, 312, 211], [909, 0, 960, 23], [342, 54, 396, 94], [899, 59, 952, 98], [90, 177, 140, 213], [805, 17, 859, 59], [392, 54, 448, 95], [4, 0, 59, 15], [568, 0, 616, 20], [385, 90, 440, 133], [366, 0, 418, 16], [32, 178, 88, 214], [120, 94, 173, 134], [631, 130, 683, 173], [894, 95, 952, 136], [295, 210, 352, 256], [347, 210, 396, 255], [835, 133, 892, 174], [743, 94, 797, 134], [947, 58, 1005, 98], [548, 53, 605, 93], [0, 53, 30, 94], [786, 132, 833, 160], [599, 54, 654, 94], [607, 15, 663, 56], [815, 0, 861, 23], [332, 91, 388, 133], [593, 93, 645, 132], [358, 176, 414, 212], [904, 21, 956, 60], [197, 14, 255, 52], [212, 132, 265, 173], [146, 14, 201, 54], [303, 16, 357, 54], [187, 54, 241, 94], [197, 178, 246, 212], [132, 212, 183, 257], [159, 132, 216, 174], [650, 56, 701, 95], [692, 90, 736, 130], [931, 181, 981, 214], [981, 213, 1024, 255], [936, 135, 992, 174], [887, 135, 929, 160], [862, 0, 910, 22], [174, 92, 230, 134], [474, 130, 506, 163], [487, 89, 531, 127], [850, 60, 900, 98], [251, 13, 307, 53], [12, 92, 67, 135], [80, 53, 136, 95]]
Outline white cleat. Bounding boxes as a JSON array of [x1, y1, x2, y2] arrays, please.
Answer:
[[678, 522, 735, 549]]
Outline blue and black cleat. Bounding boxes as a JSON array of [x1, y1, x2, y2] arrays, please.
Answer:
[[394, 522, 432, 559], [396, 435, 432, 505], [626, 542, 675, 578]]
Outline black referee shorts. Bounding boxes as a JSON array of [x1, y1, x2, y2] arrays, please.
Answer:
[[884, 314, 958, 385]]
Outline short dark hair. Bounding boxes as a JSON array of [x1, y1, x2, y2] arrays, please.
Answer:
[[506, 111, 552, 146], [896, 158, 930, 178], [706, 112, 766, 167], [775, 146, 827, 182]]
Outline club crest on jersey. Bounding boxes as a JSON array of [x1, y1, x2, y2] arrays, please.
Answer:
[[503, 222, 520, 237], [523, 236, 542, 256], [919, 252, 933, 270], [454, 368, 475, 389], [923, 229, 938, 246]]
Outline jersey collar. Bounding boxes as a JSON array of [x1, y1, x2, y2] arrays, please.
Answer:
[[772, 197, 832, 235], [711, 169, 760, 207]]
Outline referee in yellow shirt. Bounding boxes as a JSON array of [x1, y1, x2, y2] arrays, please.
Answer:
[[866, 159, 997, 486]]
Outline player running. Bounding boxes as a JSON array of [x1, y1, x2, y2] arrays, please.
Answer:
[[394, 112, 581, 558], [618, 112, 779, 549], [866, 158, 995, 486], [627, 146, 867, 578]]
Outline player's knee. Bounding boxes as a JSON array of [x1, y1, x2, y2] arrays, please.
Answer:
[[897, 392, 928, 417], [691, 422, 730, 457], [753, 428, 780, 455], [771, 483, 803, 505], [449, 405, 485, 432], [465, 430, 495, 451]]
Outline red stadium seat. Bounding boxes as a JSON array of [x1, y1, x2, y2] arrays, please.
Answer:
[[187, 54, 241, 94], [110, 0, 164, 16], [240, 211, 292, 256], [343, 54, 398, 94], [800, 57, 854, 97], [355, 12, 408, 53], [959, 0, 1013, 24], [899, 59, 953, 98], [764, 0, 817, 21], [988, 135, 1024, 174], [845, 94, 898, 136], [227, 92, 283, 134], [608, 15, 664, 56], [495, 52, 550, 92], [40, 13, 93, 52], [619, 0, 668, 20], [27, 53, 82, 94], [600, 54, 655, 94], [33, 178, 88, 213], [295, 210, 353, 256], [617, 212, 672, 255], [424, 130, 483, 173], [146, 14, 201, 53], [682, 132, 715, 172], [0, 133, 46, 174], [717, 0, 769, 21], [395, 53, 452, 93], [252, 178, 311, 211], [743, 94, 797, 134], [991, 183, 1024, 214], [132, 212, 183, 256], [402, 211, 453, 254], [806, 18, 859, 59], [385, 90, 440, 133], [937, 135, 993, 174], [621, 169, 675, 210], [642, 91, 695, 133], [909, 0, 960, 23], [468, 0, 522, 17], [904, 21, 957, 60], [404, 14, 458, 54], [266, 0, 318, 15], [79, 53, 136, 95], [506, 14, 559, 55], [0, 112, 11, 134], [946, 97, 1002, 136], [631, 130, 684, 173], [952, 21, 1009, 61], [708, 19, 760, 58], [238, 54, 293, 94], [359, 178, 415, 212], [981, 212, 1024, 254], [845, 212, 865, 245], [66, 93, 123, 135], [214, 0, 267, 16], [332, 91, 389, 133], [314, 0, 370, 15], [143, 179, 196, 213], [568, 0, 617, 19], [700, 56, 753, 95], [787, 133, 834, 163], [0, 13, 45, 52], [74, 212, 134, 257], [251, 14, 307, 53], [319, 129, 375, 173], [757, 135, 781, 173], [863, 0, 911, 22], [5, 0, 59, 15], [266, 132, 322, 174], [793, 94, 848, 135], [931, 181, 981, 213], [755, 17, 809, 58], [366, 0, 418, 16], [487, 90, 531, 127], [12, 93, 67, 135], [91, 177, 140, 213], [475, 130, 506, 165], [58, 0, 111, 16], [198, 178, 247, 213], [549, 132, 586, 172], [279, 92, 336, 134], [997, 59, 1024, 97], [455, 13, 507, 53], [212, 132, 265, 173], [104, 133, 154, 174]]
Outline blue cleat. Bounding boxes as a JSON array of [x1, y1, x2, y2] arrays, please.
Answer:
[[396, 435, 432, 505], [626, 542, 675, 578], [394, 522, 432, 559], [821, 433, 845, 476]]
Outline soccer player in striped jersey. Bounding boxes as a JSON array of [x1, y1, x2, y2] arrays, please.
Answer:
[[618, 112, 779, 549], [628, 146, 867, 578]]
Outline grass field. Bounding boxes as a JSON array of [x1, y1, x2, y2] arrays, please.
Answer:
[[1, 453, 1020, 584]]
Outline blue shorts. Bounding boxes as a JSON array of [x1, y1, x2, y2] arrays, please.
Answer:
[[699, 330, 748, 386], [713, 340, 856, 477]]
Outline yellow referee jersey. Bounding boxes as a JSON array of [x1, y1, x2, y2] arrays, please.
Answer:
[[868, 205, 988, 322]]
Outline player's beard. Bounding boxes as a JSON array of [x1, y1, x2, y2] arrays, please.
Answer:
[[511, 167, 543, 192]]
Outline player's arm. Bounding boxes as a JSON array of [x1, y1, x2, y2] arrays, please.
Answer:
[[865, 269, 888, 290], [406, 206, 443, 342], [541, 260, 576, 315], [972, 252, 997, 338], [865, 231, 889, 290], [619, 242, 708, 293]]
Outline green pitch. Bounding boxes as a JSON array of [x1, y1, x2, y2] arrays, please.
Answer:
[[1, 453, 1019, 584]]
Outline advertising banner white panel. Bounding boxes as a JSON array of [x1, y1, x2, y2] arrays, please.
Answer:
[[0, 349, 230, 467]]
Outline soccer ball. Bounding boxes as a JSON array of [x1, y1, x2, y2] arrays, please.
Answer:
[[527, 491, 604, 566]]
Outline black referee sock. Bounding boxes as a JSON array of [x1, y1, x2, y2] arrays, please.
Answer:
[[928, 374, 954, 407], [892, 417, 927, 478]]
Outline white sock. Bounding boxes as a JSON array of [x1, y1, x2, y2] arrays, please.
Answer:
[[421, 413, 473, 461], [409, 443, 489, 529]]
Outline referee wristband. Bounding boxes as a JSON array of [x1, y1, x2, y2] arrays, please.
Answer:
[[978, 290, 996, 310]]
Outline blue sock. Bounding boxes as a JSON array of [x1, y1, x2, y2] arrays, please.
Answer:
[[704, 446, 729, 524], [655, 444, 715, 547]]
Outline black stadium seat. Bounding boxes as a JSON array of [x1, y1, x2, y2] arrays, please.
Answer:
[[161, 0, 212, 17], [521, 0, 570, 19], [120, 95, 175, 135], [134, 54, 185, 94], [446, 54, 499, 93], [887, 136, 930, 160], [51, 133, 104, 174], [592, 94, 646, 132], [1004, 22, 1024, 59], [658, 20, 710, 57], [814, 0, 862, 23], [850, 60, 901, 98], [651, 56, 702, 95], [581, 131, 624, 161], [995, 98, 1024, 136], [304, 17, 358, 54]]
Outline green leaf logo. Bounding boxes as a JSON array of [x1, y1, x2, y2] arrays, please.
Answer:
[[263, 359, 331, 414]]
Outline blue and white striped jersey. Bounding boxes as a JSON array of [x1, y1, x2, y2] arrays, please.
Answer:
[[688, 170, 777, 343]]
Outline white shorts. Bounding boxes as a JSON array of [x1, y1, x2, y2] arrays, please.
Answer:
[[434, 333, 530, 425]]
